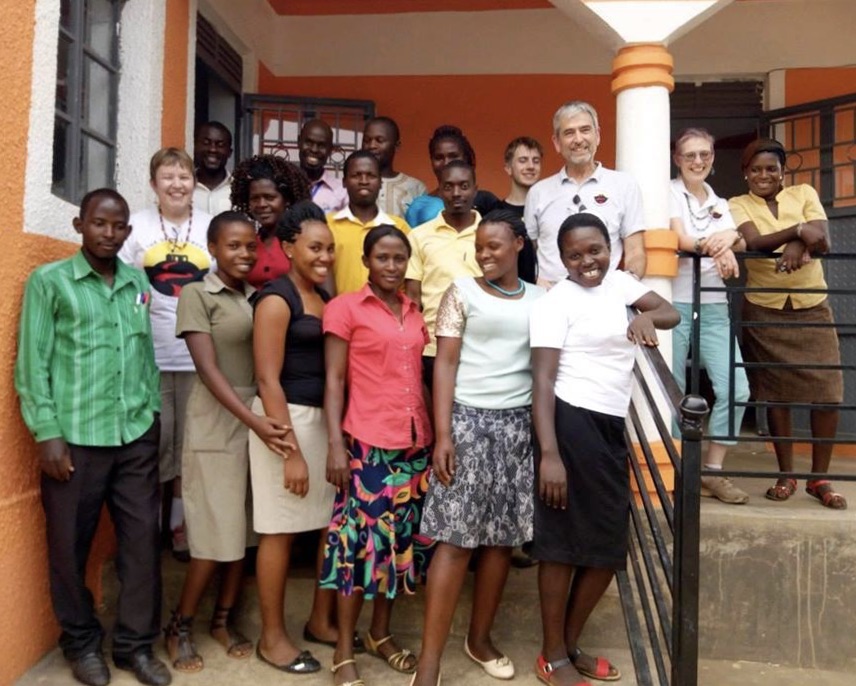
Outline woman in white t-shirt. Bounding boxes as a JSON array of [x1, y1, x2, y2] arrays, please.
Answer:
[[119, 148, 213, 559], [529, 213, 678, 685], [411, 210, 543, 686], [670, 127, 751, 505]]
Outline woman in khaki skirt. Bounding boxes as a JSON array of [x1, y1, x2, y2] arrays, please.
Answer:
[[730, 138, 846, 509], [250, 201, 339, 674], [166, 212, 293, 672]]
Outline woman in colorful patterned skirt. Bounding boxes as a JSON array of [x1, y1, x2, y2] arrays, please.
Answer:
[[321, 224, 434, 686]]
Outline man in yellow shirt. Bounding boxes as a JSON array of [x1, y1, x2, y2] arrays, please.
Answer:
[[327, 150, 409, 295], [406, 160, 482, 388]]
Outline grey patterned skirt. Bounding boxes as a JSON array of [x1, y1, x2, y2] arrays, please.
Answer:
[[420, 403, 534, 548]]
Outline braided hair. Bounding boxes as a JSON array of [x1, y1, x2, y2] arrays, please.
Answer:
[[429, 125, 476, 167], [479, 208, 538, 284], [275, 200, 327, 244]]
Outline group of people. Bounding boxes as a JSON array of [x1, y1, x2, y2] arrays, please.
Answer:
[[14, 98, 845, 686]]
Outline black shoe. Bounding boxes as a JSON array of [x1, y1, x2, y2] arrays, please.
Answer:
[[70, 652, 110, 686], [113, 651, 172, 686]]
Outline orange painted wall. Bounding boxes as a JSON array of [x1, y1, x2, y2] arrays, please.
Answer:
[[784, 67, 856, 107], [162, 0, 191, 148], [257, 65, 616, 196], [0, 1, 80, 683]]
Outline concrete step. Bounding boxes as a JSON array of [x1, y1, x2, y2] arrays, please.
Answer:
[[697, 448, 856, 672]]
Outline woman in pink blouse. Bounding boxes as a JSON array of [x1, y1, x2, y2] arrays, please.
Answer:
[[321, 225, 434, 686]]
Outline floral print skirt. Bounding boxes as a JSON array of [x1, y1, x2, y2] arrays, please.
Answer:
[[320, 437, 434, 599]]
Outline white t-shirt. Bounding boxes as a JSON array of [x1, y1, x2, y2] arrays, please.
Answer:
[[435, 278, 545, 409], [120, 206, 214, 371], [378, 173, 426, 218], [524, 163, 646, 283], [529, 271, 651, 417], [669, 178, 736, 304]]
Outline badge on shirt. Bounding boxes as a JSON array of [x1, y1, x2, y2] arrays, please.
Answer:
[[594, 194, 608, 205]]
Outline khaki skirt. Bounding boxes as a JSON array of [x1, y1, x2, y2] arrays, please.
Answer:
[[248, 398, 337, 534], [182, 382, 255, 562], [741, 298, 843, 403]]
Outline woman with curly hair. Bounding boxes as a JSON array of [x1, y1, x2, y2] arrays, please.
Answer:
[[231, 155, 311, 288]]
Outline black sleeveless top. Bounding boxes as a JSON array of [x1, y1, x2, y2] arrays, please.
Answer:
[[252, 276, 330, 407]]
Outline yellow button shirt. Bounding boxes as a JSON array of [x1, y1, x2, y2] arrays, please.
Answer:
[[327, 207, 410, 295], [405, 211, 482, 356], [728, 185, 828, 309]]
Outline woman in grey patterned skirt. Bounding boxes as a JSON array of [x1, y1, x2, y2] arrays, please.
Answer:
[[411, 210, 544, 686]]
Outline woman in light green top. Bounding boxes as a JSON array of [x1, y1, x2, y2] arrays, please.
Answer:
[[411, 210, 543, 686]]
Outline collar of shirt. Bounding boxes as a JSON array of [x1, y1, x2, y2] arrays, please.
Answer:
[[71, 250, 136, 290], [747, 188, 786, 204], [332, 206, 397, 227], [195, 172, 232, 193], [311, 169, 338, 191], [433, 211, 481, 236], [559, 162, 603, 187], [674, 176, 719, 211], [356, 282, 419, 315], [202, 270, 256, 297]]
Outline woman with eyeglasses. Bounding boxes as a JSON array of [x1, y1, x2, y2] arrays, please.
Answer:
[[729, 138, 845, 509], [669, 127, 751, 504]]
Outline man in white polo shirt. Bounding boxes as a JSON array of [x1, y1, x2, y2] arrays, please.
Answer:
[[524, 101, 646, 286]]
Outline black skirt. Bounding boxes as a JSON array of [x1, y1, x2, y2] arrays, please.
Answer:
[[531, 399, 630, 570]]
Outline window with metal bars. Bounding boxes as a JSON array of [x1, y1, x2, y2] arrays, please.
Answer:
[[53, 0, 121, 204]]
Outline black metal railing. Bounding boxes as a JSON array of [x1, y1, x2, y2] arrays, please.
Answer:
[[619, 309, 709, 686], [688, 251, 856, 482], [619, 250, 856, 686]]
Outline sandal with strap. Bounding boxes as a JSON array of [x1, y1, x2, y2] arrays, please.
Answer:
[[806, 479, 848, 510], [570, 647, 621, 682], [765, 477, 797, 501], [210, 605, 253, 659], [364, 632, 416, 674], [331, 658, 365, 686], [535, 654, 588, 686], [164, 610, 203, 673]]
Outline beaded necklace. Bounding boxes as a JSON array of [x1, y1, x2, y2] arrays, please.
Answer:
[[485, 277, 525, 297], [683, 193, 714, 232], [158, 206, 193, 252]]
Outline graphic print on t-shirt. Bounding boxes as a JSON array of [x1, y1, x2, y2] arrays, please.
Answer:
[[142, 241, 210, 297]]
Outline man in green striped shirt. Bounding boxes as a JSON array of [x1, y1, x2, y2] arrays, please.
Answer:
[[15, 189, 171, 686]]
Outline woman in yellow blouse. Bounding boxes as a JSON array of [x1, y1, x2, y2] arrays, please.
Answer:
[[729, 138, 846, 509]]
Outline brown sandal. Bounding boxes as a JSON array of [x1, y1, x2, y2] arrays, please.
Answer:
[[364, 632, 416, 674], [164, 610, 203, 672], [806, 479, 848, 510], [765, 478, 797, 501], [210, 605, 253, 659]]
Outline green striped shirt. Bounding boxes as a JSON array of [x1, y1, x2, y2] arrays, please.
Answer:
[[15, 251, 161, 446]]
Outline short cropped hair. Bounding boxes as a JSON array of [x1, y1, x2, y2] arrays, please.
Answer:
[[149, 147, 195, 182], [552, 101, 600, 136], [504, 136, 544, 164]]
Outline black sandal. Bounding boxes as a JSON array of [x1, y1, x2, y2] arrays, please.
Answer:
[[210, 605, 253, 659], [164, 610, 203, 672]]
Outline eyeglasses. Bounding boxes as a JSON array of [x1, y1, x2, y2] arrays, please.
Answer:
[[680, 151, 713, 163], [570, 194, 587, 213]]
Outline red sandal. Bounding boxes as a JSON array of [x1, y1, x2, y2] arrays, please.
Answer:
[[765, 477, 797, 501], [806, 479, 848, 510], [535, 654, 589, 685], [570, 647, 621, 682]]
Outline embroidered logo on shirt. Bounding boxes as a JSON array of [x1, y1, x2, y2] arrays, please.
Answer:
[[594, 194, 608, 205], [711, 210, 722, 219]]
